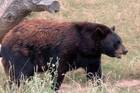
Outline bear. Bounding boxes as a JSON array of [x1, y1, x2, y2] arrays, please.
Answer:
[[0, 20, 128, 90]]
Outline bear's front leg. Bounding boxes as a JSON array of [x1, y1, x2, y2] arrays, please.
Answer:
[[86, 61, 102, 80], [81, 57, 103, 82]]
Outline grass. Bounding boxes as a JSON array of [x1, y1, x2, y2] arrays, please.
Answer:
[[0, 0, 140, 92]]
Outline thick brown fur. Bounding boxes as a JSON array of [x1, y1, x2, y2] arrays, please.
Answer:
[[1, 20, 127, 90]]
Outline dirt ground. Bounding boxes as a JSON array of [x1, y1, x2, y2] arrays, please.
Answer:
[[57, 80, 140, 93], [115, 80, 140, 93]]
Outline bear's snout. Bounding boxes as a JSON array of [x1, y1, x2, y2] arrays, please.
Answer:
[[115, 45, 128, 58], [121, 45, 128, 55], [122, 48, 128, 55]]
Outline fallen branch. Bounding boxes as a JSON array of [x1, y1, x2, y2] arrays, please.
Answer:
[[0, 0, 60, 41]]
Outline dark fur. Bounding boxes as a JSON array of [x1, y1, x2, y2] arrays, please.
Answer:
[[1, 20, 127, 90]]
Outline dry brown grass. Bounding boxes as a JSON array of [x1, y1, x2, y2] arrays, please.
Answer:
[[0, 0, 140, 93]]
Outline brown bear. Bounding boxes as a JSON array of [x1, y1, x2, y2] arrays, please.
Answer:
[[1, 20, 128, 90]]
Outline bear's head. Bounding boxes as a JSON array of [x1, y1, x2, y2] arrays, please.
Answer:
[[100, 26, 128, 58], [75, 22, 128, 58]]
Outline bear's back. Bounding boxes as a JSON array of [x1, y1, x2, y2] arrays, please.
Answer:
[[2, 20, 77, 48]]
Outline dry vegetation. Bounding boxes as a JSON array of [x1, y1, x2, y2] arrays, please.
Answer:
[[0, 0, 140, 93]]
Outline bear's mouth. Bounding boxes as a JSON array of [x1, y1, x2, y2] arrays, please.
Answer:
[[115, 53, 122, 58], [115, 52, 127, 58], [114, 48, 128, 59]]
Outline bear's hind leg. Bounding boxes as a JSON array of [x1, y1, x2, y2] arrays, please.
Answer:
[[2, 53, 34, 87]]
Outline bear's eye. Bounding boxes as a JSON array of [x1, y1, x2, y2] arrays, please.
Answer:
[[116, 41, 121, 44]]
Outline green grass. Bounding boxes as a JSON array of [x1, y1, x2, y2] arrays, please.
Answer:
[[0, 0, 140, 92]]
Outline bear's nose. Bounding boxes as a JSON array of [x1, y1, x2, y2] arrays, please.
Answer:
[[123, 49, 128, 55]]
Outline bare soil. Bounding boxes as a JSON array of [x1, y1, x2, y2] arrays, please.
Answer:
[[58, 80, 140, 93]]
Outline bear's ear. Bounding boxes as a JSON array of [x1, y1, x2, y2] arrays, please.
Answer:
[[111, 26, 115, 31], [92, 27, 107, 40], [94, 27, 104, 37]]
